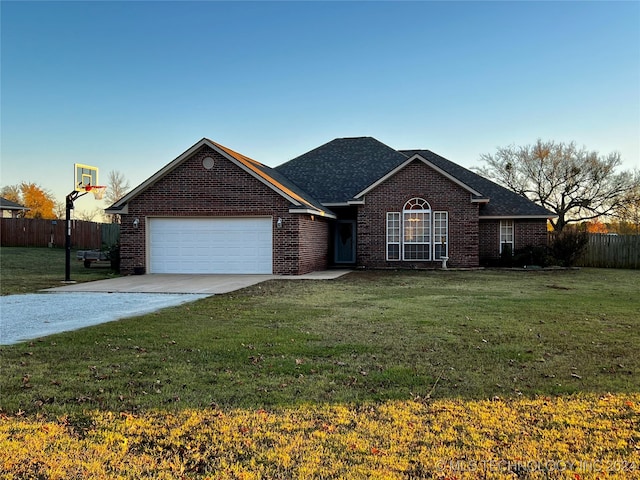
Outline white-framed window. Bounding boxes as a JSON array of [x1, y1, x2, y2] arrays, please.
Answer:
[[433, 211, 448, 259], [403, 198, 431, 261], [386, 212, 401, 261], [500, 220, 514, 254], [386, 199, 450, 262]]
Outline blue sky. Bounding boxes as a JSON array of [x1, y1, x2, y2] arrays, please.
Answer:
[[1, 1, 639, 213]]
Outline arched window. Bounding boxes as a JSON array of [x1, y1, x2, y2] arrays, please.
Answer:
[[403, 198, 431, 260], [386, 198, 448, 262]]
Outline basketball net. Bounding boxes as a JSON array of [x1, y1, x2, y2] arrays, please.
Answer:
[[85, 185, 107, 200]]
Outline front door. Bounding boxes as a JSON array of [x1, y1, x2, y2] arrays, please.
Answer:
[[334, 220, 356, 264]]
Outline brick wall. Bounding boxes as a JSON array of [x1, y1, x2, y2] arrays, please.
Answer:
[[478, 220, 499, 260], [479, 218, 549, 262], [119, 145, 326, 275], [515, 219, 549, 249], [357, 160, 480, 268], [271, 213, 329, 275], [297, 215, 329, 274]]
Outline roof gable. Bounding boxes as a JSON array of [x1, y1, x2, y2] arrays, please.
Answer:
[[355, 153, 487, 200], [401, 149, 555, 218], [107, 138, 334, 218]]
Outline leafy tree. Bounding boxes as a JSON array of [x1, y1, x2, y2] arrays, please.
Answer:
[[585, 219, 609, 234], [477, 140, 638, 232], [1, 183, 56, 219], [105, 170, 130, 223], [20, 182, 56, 219]]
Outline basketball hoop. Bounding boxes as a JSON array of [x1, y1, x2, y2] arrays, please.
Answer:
[[85, 185, 107, 200], [66, 163, 105, 283]]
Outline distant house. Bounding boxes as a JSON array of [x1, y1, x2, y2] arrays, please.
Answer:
[[107, 137, 555, 275], [1, 197, 28, 218]]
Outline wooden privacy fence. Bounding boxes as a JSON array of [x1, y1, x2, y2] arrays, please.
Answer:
[[1, 218, 120, 249], [101, 223, 120, 247], [576, 234, 640, 269]]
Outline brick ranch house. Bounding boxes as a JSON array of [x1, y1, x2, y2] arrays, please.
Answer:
[[106, 137, 555, 275]]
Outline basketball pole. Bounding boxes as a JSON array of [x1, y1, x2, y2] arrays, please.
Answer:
[[65, 190, 86, 282]]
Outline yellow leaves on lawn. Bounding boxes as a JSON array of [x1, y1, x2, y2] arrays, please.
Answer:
[[1, 394, 638, 479]]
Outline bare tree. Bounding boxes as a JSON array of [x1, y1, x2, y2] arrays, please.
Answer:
[[74, 207, 105, 222], [613, 170, 640, 234], [54, 200, 66, 219], [105, 170, 131, 223], [1, 185, 22, 203], [476, 140, 638, 232]]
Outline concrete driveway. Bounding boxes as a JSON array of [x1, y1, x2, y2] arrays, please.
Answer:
[[1, 292, 209, 345], [2, 271, 351, 345], [44, 270, 351, 294], [44, 274, 277, 294]]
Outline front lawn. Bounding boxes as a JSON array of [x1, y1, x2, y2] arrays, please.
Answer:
[[0, 247, 118, 295], [1, 268, 638, 478], [2, 268, 638, 412]]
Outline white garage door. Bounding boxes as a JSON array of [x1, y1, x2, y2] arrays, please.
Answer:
[[149, 217, 273, 274]]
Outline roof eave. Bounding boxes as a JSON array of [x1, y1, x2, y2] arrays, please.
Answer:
[[288, 207, 337, 219], [480, 214, 558, 220], [105, 204, 128, 215], [1, 206, 29, 211], [320, 199, 366, 207]]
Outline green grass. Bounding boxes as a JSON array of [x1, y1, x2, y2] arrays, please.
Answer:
[[1, 251, 638, 417], [0, 246, 118, 295]]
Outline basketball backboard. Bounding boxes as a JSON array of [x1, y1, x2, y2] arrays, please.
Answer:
[[74, 164, 99, 192]]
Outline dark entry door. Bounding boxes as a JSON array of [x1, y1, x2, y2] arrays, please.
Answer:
[[334, 220, 356, 264]]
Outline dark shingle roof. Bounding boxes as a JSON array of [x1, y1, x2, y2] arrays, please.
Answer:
[[275, 137, 409, 204], [209, 140, 331, 216], [110, 137, 554, 220], [401, 149, 554, 217], [275, 137, 554, 217], [0, 197, 28, 210]]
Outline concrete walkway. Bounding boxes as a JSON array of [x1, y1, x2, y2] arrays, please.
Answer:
[[44, 270, 353, 294]]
